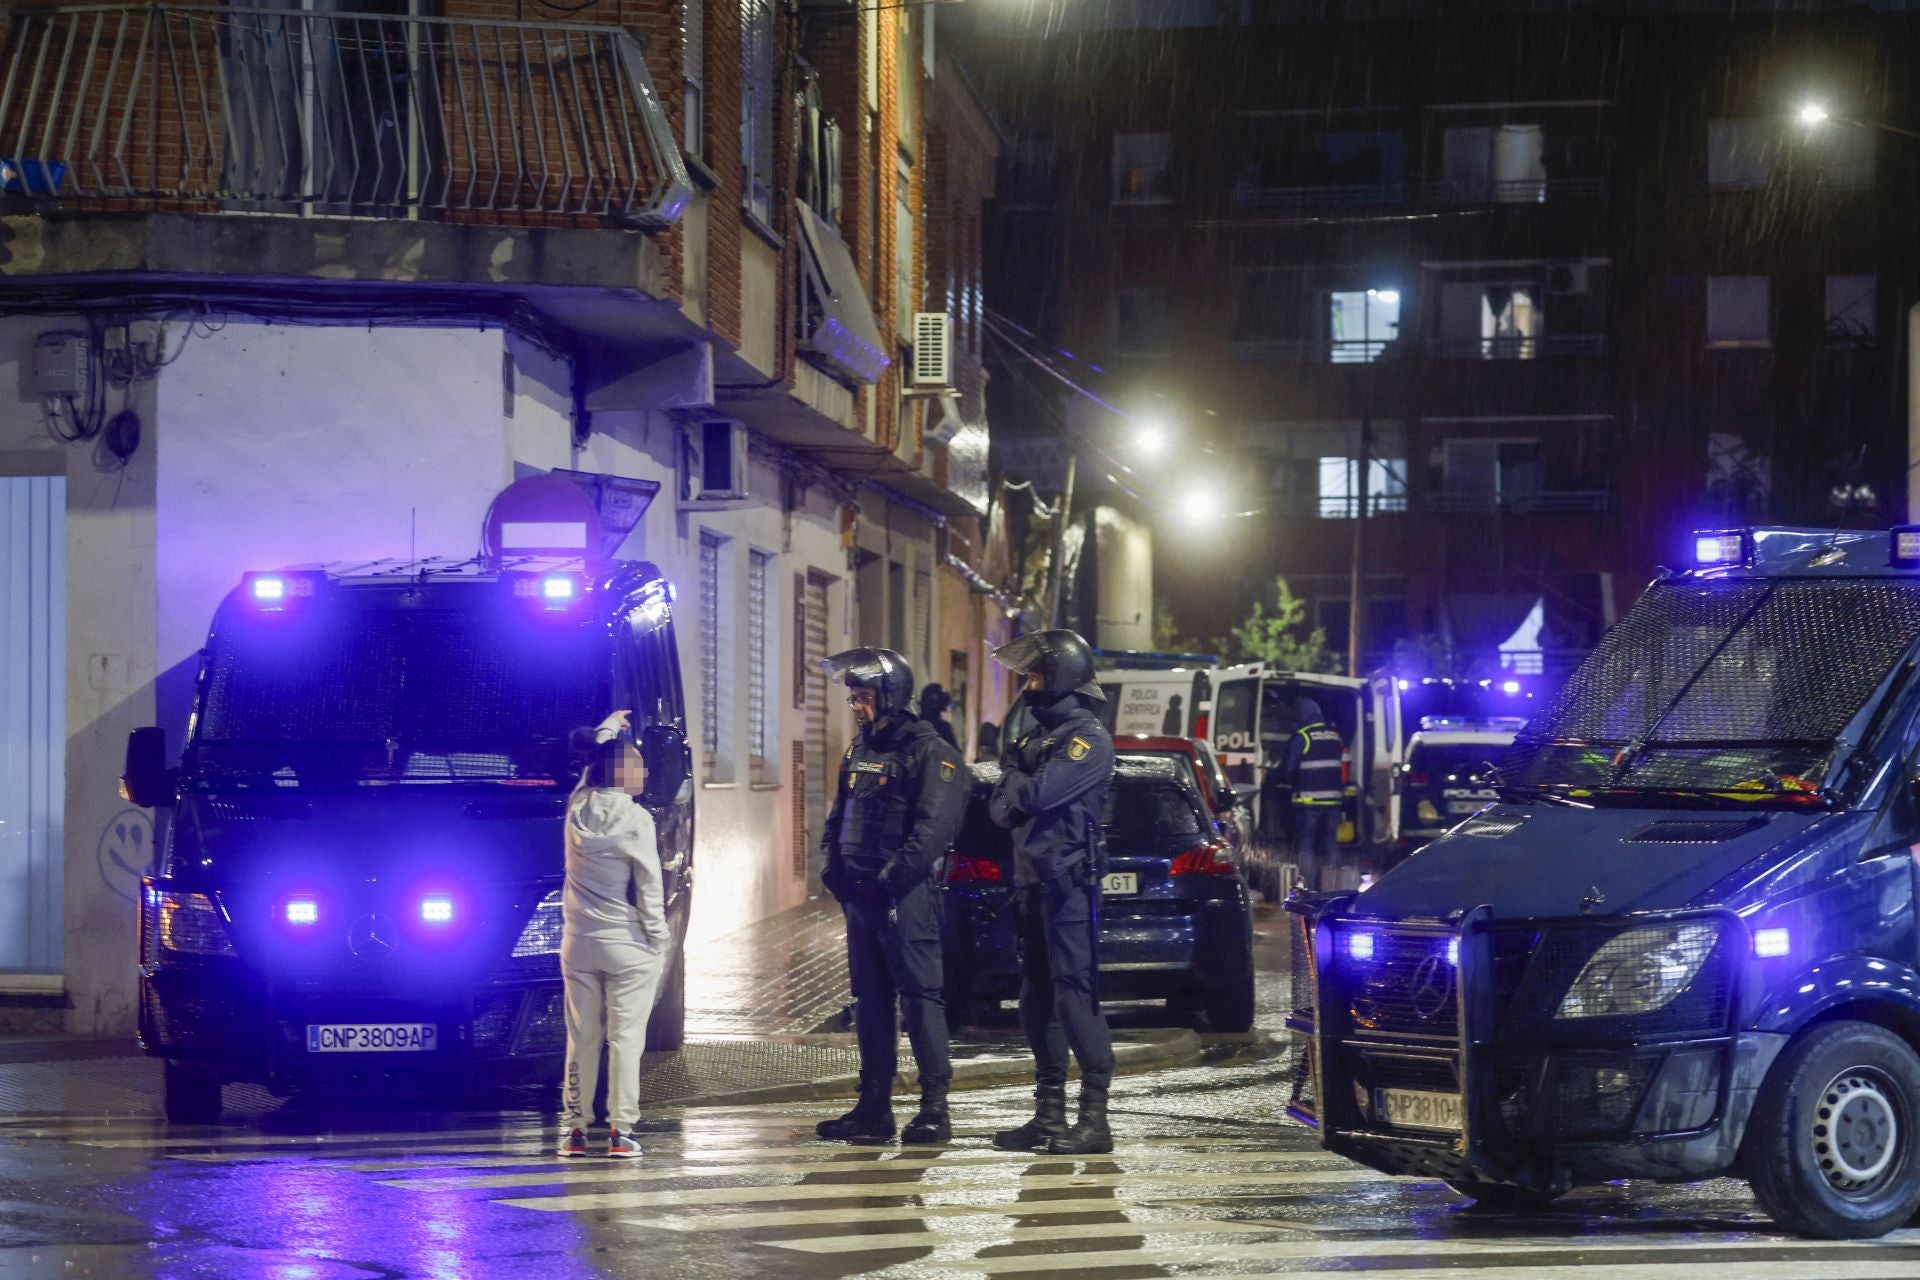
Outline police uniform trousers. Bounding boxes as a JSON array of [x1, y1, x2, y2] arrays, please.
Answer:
[[841, 877, 951, 1087], [1015, 866, 1116, 1089], [1291, 805, 1342, 892]]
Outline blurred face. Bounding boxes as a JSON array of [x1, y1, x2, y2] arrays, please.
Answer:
[[847, 686, 878, 730], [1024, 672, 1046, 693], [613, 742, 647, 796]]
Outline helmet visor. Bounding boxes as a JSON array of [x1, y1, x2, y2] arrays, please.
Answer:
[[822, 647, 901, 689], [990, 634, 1050, 676]]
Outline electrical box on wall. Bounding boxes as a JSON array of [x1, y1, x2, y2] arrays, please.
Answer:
[[33, 332, 88, 397], [680, 418, 750, 507]]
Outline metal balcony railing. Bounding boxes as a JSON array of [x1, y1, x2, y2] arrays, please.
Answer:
[[1430, 334, 1608, 360], [0, 4, 689, 227], [1426, 490, 1611, 515], [1419, 176, 1605, 204]]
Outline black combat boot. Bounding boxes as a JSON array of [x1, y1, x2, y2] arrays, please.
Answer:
[[815, 1079, 896, 1142], [900, 1079, 952, 1144], [991, 1083, 1068, 1151], [1047, 1081, 1112, 1155]]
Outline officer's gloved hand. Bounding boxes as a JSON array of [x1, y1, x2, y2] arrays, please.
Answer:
[[877, 862, 924, 902]]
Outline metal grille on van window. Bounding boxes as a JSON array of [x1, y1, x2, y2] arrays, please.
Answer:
[[1624, 818, 1768, 844], [1453, 814, 1529, 840]]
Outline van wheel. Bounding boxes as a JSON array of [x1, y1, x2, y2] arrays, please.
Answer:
[[1205, 971, 1256, 1033], [1446, 1181, 1564, 1212], [645, 949, 686, 1052], [1743, 1020, 1920, 1239], [163, 1061, 222, 1125]]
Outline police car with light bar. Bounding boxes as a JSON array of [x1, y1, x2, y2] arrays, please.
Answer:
[[1287, 526, 1920, 1239], [120, 558, 693, 1121]]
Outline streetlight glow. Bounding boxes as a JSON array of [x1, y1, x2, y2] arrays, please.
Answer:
[[1368, 288, 1401, 305], [1798, 101, 1830, 126], [1135, 419, 1167, 457], [1177, 487, 1218, 526]]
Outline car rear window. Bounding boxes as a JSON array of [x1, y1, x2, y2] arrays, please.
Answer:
[[1103, 778, 1204, 837]]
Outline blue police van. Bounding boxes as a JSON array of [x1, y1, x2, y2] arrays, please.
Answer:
[[1287, 527, 1920, 1238], [120, 557, 692, 1122]]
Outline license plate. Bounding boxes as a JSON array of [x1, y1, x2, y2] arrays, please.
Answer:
[[1101, 872, 1139, 896], [306, 1023, 439, 1054], [1378, 1088, 1463, 1133]]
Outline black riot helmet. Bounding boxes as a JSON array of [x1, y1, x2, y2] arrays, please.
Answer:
[[992, 629, 1103, 701], [823, 647, 916, 717]]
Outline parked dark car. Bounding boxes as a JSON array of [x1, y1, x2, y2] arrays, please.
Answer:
[[1114, 734, 1248, 852], [942, 757, 1256, 1031]]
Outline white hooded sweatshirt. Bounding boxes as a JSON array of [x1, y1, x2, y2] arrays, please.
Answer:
[[563, 788, 668, 951]]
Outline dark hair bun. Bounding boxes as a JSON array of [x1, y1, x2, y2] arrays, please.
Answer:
[[568, 725, 602, 757]]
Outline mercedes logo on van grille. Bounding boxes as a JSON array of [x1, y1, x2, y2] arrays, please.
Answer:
[[348, 913, 396, 962], [1408, 954, 1454, 1021]]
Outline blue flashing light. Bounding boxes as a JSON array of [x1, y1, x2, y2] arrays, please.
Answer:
[[1693, 530, 1749, 568], [541, 575, 576, 601], [1892, 526, 1920, 567], [1396, 678, 1411, 691], [285, 899, 318, 925], [1346, 931, 1375, 962], [420, 896, 454, 924], [1753, 927, 1791, 959], [252, 576, 286, 601], [1447, 937, 1461, 966], [1500, 679, 1522, 696]]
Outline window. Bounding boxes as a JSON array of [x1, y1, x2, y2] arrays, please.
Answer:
[[1439, 124, 1546, 203], [682, 0, 704, 159], [1437, 282, 1541, 359], [1317, 456, 1408, 518], [894, 156, 915, 340], [747, 549, 777, 784], [1112, 132, 1172, 205], [740, 0, 775, 226], [896, 8, 920, 156], [1327, 288, 1400, 363], [699, 530, 735, 782], [1707, 118, 1777, 191], [1707, 276, 1771, 348], [1114, 286, 1171, 358], [1826, 274, 1876, 344], [1236, 121, 1406, 206], [1443, 439, 1543, 510]]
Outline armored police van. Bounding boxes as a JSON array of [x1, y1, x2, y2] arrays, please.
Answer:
[[120, 557, 693, 1122], [1287, 527, 1920, 1238]]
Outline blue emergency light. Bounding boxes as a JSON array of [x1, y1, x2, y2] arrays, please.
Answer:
[[285, 899, 318, 925], [420, 896, 455, 924], [1891, 526, 1920, 568], [1753, 927, 1791, 958], [1693, 530, 1750, 569], [243, 571, 321, 611]]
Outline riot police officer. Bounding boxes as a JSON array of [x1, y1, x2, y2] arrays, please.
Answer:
[[987, 629, 1118, 1155], [816, 648, 968, 1144]]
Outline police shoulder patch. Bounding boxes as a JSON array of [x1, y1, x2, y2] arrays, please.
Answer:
[[939, 761, 957, 781], [1067, 737, 1092, 762]]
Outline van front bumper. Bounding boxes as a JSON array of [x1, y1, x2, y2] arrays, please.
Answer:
[[1283, 898, 1788, 1191]]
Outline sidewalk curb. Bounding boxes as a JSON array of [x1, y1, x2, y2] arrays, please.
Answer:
[[652, 1029, 1204, 1109]]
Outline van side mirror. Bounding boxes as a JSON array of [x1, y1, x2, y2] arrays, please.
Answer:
[[1216, 786, 1238, 812], [640, 725, 691, 807], [121, 727, 176, 808]]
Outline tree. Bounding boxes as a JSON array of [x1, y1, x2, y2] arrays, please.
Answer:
[[1215, 577, 1340, 674]]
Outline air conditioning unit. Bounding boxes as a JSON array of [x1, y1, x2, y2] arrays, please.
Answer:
[[680, 418, 750, 508], [911, 312, 953, 388], [1547, 263, 1590, 295]]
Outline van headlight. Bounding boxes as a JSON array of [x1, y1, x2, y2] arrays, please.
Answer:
[[512, 890, 564, 957], [1556, 922, 1719, 1019], [143, 888, 237, 962]]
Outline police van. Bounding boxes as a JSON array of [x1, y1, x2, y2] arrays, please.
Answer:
[[1287, 527, 1920, 1239], [120, 557, 693, 1121]]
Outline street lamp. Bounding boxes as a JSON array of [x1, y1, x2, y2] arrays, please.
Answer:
[[1797, 101, 1830, 126], [1134, 417, 1169, 458], [1176, 485, 1219, 527]]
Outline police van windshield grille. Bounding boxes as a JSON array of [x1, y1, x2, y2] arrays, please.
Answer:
[[195, 607, 609, 786], [1503, 580, 1920, 794]]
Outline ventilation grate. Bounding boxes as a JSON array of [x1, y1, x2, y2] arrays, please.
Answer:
[[1453, 814, 1529, 840], [912, 312, 952, 386], [1624, 818, 1769, 844]]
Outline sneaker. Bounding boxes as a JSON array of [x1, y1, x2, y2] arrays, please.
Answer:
[[606, 1129, 641, 1159], [559, 1127, 590, 1158]]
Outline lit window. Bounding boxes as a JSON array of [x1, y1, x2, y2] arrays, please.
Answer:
[[1706, 276, 1771, 348], [1825, 274, 1875, 344], [747, 549, 777, 785], [1112, 132, 1172, 205], [1328, 289, 1400, 362], [1317, 456, 1408, 519]]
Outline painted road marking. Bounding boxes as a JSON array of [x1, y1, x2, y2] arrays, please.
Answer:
[[762, 1217, 1302, 1252], [495, 1168, 1398, 1212], [376, 1151, 1354, 1192], [1224, 1266, 1920, 1280], [619, 1190, 1396, 1232]]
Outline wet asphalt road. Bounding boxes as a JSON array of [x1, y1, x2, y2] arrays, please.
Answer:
[[3, 908, 1919, 1279]]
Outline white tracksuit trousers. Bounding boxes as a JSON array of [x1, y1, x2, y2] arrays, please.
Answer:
[[560, 933, 664, 1132]]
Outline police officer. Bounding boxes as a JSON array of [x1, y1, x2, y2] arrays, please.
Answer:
[[816, 648, 968, 1144], [1284, 697, 1346, 891], [987, 629, 1118, 1155]]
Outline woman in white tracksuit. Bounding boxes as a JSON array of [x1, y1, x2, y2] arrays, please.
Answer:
[[561, 711, 669, 1158]]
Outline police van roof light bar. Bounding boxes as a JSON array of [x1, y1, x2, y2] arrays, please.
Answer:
[[1692, 530, 1751, 569], [1891, 526, 1920, 568]]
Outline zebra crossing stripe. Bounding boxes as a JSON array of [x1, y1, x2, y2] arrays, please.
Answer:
[[1225, 1265, 1920, 1280], [928, 1232, 1920, 1274], [763, 1217, 1300, 1252], [377, 1150, 1354, 1191], [492, 1167, 1396, 1211], [71, 1126, 544, 1151]]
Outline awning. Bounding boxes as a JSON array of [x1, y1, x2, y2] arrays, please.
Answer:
[[796, 200, 891, 386]]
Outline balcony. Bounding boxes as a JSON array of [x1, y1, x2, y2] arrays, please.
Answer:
[[1428, 334, 1607, 360], [0, 4, 688, 226], [1426, 490, 1610, 515]]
